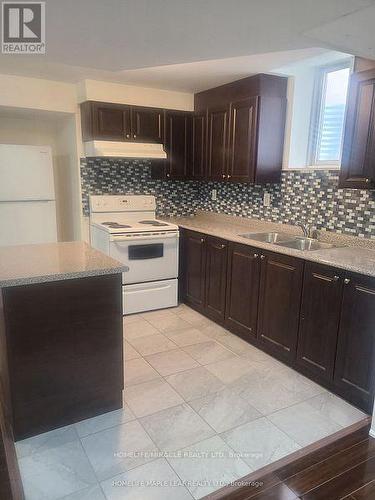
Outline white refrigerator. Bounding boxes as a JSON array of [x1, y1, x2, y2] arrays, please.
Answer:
[[0, 144, 57, 246]]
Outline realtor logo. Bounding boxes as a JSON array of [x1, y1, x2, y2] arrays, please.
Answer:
[[2, 2, 45, 53]]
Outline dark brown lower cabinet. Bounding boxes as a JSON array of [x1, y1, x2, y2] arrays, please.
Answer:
[[182, 229, 207, 311], [225, 243, 260, 340], [334, 273, 375, 412], [0, 274, 123, 440], [257, 251, 304, 363], [205, 237, 228, 322], [296, 263, 343, 385], [180, 228, 375, 412]]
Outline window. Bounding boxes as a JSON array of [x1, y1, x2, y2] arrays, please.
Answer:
[[309, 62, 351, 165]]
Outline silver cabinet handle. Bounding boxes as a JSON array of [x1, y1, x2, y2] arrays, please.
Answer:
[[200, 238, 205, 243], [227, 174, 231, 179], [133, 134, 137, 139], [254, 253, 259, 258], [333, 275, 340, 281], [344, 278, 351, 285], [166, 173, 170, 178], [220, 244, 226, 249], [125, 133, 130, 139], [222, 174, 226, 179], [260, 255, 266, 260]]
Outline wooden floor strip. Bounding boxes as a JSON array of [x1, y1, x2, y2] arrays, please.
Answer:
[[286, 438, 375, 496], [301, 456, 375, 499], [203, 418, 374, 500]]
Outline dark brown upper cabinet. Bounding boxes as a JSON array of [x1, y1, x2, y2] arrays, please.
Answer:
[[334, 272, 375, 411], [190, 112, 206, 180], [340, 68, 375, 189], [225, 242, 260, 340], [80, 101, 163, 143], [81, 101, 131, 142], [131, 106, 164, 143], [227, 97, 258, 182], [195, 73, 287, 183], [163, 111, 192, 180], [257, 251, 304, 363], [297, 262, 343, 385], [206, 106, 229, 181]]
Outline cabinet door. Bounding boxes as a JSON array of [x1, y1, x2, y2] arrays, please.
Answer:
[[205, 237, 228, 322], [131, 107, 164, 143], [257, 252, 303, 362], [207, 106, 229, 181], [92, 102, 131, 141], [340, 69, 375, 189], [191, 112, 206, 179], [225, 243, 260, 340], [334, 274, 375, 412], [228, 97, 258, 182], [297, 263, 343, 384], [164, 111, 192, 180], [182, 230, 207, 311]]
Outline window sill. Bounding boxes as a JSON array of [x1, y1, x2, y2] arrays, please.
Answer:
[[283, 165, 341, 173]]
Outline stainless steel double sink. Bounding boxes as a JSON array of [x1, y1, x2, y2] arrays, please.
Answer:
[[239, 231, 337, 252]]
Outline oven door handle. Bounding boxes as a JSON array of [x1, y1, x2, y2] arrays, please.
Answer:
[[111, 232, 179, 242]]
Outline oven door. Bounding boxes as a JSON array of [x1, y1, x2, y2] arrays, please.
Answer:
[[109, 231, 179, 284]]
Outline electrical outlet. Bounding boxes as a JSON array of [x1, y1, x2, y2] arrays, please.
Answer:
[[263, 192, 271, 207], [211, 189, 217, 201]]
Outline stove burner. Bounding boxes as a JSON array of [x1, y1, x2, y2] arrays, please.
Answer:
[[102, 222, 132, 228], [139, 220, 169, 227]]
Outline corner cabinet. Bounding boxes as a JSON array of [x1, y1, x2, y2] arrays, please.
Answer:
[[181, 229, 228, 320], [340, 68, 375, 189], [191, 112, 206, 179], [180, 228, 375, 413]]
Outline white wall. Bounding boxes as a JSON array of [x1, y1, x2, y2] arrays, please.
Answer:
[[0, 74, 77, 113], [78, 79, 194, 110]]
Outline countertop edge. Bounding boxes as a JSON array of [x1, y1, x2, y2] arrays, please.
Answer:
[[0, 265, 128, 288], [175, 220, 375, 278]]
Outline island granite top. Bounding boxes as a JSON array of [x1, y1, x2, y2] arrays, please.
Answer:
[[164, 212, 375, 278], [0, 241, 128, 288]]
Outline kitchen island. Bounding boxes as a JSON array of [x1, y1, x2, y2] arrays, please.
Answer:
[[0, 241, 127, 440]]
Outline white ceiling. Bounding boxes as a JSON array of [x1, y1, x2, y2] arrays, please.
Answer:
[[0, 0, 374, 91]]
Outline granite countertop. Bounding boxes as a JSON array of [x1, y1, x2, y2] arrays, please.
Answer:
[[0, 241, 128, 288], [164, 212, 375, 278]]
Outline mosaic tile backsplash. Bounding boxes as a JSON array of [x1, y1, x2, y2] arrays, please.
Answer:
[[81, 158, 375, 239]]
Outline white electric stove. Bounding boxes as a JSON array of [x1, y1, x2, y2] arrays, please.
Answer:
[[90, 195, 179, 315]]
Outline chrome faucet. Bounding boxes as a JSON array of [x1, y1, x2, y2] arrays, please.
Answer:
[[297, 223, 317, 239]]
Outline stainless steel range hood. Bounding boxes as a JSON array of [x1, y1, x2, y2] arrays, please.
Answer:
[[84, 140, 167, 159]]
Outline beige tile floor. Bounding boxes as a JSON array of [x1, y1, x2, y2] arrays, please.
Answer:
[[16, 304, 367, 500]]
